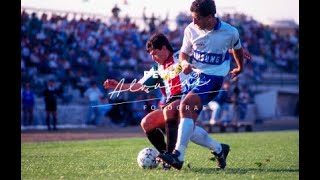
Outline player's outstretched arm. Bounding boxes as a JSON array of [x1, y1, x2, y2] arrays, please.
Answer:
[[103, 79, 144, 92], [103, 79, 119, 89], [229, 48, 244, 79]]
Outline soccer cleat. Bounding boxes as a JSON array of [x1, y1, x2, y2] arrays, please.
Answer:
[[162, 162, 171, 170], [156, 151, 172, 170], [212, 143, 230, 169], [158, 150, 184, 170], [156, 151, 172, 165], [155, 151, 165, 163]]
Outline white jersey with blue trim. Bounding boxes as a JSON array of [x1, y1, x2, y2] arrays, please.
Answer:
[[180, 18, 242, 76]]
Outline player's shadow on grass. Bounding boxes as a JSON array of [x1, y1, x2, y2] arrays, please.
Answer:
[[186, 167, 299, 174]]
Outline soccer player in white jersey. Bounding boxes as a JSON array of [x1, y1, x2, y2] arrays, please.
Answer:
[[158, 0, 244, 170], [104, 33, 230, 170]]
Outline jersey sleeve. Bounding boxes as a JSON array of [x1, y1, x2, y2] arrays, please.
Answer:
[[180, 25, 193, 56], [231, 27, 242, 50], [137, 64, 163, 91]]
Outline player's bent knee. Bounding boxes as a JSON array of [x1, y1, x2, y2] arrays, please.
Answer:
[[180, 101, 201, 118], [140, 118, 149, 132], [141, 117, 164, 132], [180, 101, 193, 113]]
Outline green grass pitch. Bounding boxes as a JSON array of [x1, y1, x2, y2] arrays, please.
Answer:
[[22, 130, 299, 179]]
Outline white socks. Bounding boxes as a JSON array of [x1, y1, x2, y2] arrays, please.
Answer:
[[190, 126, 222, 154], [175, 118, 194, 161]]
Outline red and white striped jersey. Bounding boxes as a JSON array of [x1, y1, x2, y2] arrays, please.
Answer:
[[138, 50, 189, 98]]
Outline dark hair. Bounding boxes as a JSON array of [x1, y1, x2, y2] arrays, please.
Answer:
[[146, 33, 173, 53], [91, 81, 97, 85], [190, 0, 216, 17], [48, 79, 55, 83]]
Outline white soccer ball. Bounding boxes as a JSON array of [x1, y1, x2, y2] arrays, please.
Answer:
[[137, 147, 159, 169]]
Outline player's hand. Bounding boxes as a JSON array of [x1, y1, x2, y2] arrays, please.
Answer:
[[182, 62, 194, 75], [103, 79, 119, 89], [229, 68, 242, 79]]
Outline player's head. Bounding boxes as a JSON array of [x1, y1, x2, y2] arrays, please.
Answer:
[[24, 82, 30, 90], [48, 79, 55, 87], [90, 81, 98, 87], [222, 80, 230, 90], [146, 32, 173, 65], [190, 0, 216, 30]]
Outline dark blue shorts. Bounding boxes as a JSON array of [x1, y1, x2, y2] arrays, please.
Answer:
[[181, 72, 224, 114], [161, 94, 182, 110]]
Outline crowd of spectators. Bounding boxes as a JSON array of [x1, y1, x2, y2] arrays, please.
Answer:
[[221, 13, 299, 77], [21, 7, 299, 126]]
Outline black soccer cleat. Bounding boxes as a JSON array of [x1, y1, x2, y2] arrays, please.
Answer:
[[158, 150, 184, 170], [155, 151, 166, 164], [212, 143, 230, 169], [162, 162, 171, 170]]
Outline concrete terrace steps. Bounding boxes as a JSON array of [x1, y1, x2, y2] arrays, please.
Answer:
[[262, 72, 298, 79], [260, 72, 298, 84]]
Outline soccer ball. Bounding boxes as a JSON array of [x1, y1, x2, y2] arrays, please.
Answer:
[[137, 147, 159, 169]]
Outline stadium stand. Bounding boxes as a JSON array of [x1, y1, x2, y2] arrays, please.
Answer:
[[21, 7, 299, 129]]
